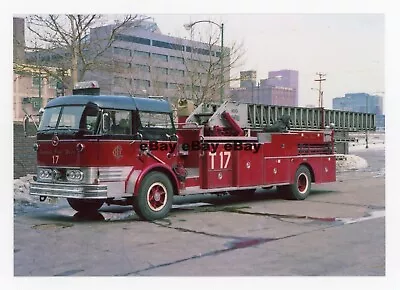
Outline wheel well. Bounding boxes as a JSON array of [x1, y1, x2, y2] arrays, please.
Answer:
[[299, 162, 315, 182], [148, 168, 179, 195]]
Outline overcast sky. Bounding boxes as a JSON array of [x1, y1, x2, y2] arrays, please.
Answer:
[[11, 2, 387, 112], [147, 13, 384, 109], [17, 12, 384, 109]]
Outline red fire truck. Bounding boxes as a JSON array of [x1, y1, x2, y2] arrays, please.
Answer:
[[27, 81, 336, 221]]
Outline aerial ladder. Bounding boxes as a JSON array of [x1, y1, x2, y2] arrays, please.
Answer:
[[180, 100, 376, 153]]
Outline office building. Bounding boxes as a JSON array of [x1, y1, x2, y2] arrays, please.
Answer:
[[332, 93, 383, 114], [264, 69, 299, 105], [85, 20, 230, 102], [230, 69, 298, 106], [239, 70, 257, 89], [332, 92, 385, 130], [13, 17, 67, 121]]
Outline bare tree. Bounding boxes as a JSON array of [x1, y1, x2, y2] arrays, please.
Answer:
[[14, 14, 148, 89], [172, 26, 245, 105]]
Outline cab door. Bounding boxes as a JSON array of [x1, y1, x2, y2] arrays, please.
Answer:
[[98, 109, 137, 197]]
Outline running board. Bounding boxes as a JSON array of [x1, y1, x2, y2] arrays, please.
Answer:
[[178, 183, 290, 195]]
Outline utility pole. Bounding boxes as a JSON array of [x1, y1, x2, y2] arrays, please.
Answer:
[[314, 72, 326, 107]]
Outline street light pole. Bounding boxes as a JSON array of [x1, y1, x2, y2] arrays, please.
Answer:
[[365, 94, 369, 149], [184, 20, 224, 104], [251, 82, 254, 103]]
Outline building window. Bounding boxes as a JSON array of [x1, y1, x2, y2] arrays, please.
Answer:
[[115, 34, 151, 46], [134, 79, 150, 88], [114, 76, 131, 87], [32, 75, 42, 88], [135, 64, 150, 73], [169, 69, 185, 77], [193, 48, 211, 56], [170, 56, 184, 64], [152, 40, 184, 51], [186, 45, 219, 57], [152, 53, 168, 62], [153, 67, 168, 75], [169, 83, 185, 90], [187, 59, 209, 69], [23, 97, 42, 110], [114, 61, 131, 70], [134, 50, 150, 59], [48, 77, 57, 88], [114, 47, 131, 57], [169, 83, 178, 89], [154, 81, 168, 89]]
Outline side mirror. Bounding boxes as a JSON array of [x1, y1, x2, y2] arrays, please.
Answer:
[[23, 115, 29, 137], [22, 114, 38, 137], [37, 108, 45, 124], [102, 112, 111, 132]]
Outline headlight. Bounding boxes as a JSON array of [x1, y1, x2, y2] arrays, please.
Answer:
[[66, 169, 84, 182], [38, 169, 52, 180]]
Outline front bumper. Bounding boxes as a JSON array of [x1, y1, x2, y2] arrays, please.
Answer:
[[29, 181, 107, 199]]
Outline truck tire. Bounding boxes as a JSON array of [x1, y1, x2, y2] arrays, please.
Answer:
[[133, 172, 173, 221], [67, 198, 104, 213], [283, 165, 312, 200]]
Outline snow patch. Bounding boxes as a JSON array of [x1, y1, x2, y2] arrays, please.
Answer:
[[13, 175, 59, 206], [336, 154, 368, 172], [348, 133, 385, 152], [349, 142, 385, 152]]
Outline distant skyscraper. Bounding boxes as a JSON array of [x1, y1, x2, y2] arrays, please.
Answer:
[[240, 70, 257, 89], [264, 69, 299, 106], [332, 93, 383, 114], [230, 69, 298, 106]]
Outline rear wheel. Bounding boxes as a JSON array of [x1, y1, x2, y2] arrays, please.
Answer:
[[133, 172, 173, 221], [283, 165, 312, 200], [67, 198, 104, 213]]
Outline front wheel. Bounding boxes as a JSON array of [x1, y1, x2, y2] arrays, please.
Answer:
[[67, 198, 104, 213], [133, 172, 173, 221]]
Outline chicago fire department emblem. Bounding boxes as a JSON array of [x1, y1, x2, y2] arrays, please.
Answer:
[[51, 134, 59, 146], [113, 145, 123, 159]]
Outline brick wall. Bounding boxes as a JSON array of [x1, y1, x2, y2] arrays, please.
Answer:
[[13, 122, 37, 179]]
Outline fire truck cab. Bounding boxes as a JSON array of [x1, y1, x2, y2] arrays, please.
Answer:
[[28, 81, 336, 221]]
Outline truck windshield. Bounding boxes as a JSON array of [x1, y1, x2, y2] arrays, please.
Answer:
[[38, 105, 100, 133]]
